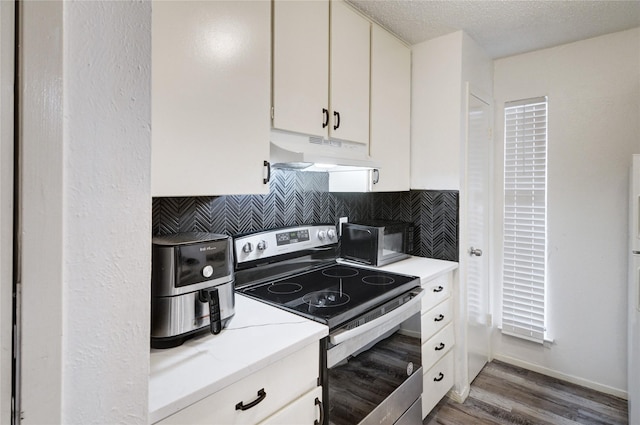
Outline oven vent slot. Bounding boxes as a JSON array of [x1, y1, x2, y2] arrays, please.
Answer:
[[344, 298, 403, 331]]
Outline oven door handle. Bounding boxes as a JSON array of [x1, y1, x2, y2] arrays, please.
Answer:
[[329, 288, 423, 347], [327, 288, 424, 368]]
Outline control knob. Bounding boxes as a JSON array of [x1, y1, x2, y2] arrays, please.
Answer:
[[242, 242, 254, 254], [327, 229, 337, 240], [257, 240, 267, 251], [202, 265, 214, 278], [317, 230, 326, 241]]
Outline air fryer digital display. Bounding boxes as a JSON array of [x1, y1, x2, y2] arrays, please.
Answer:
[[175, 240, 229, 288]]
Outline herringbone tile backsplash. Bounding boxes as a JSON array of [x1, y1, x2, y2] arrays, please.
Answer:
[[152, 169, 458, 261]]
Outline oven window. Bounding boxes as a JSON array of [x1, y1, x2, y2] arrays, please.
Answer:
[[327, 331, 421, 425]]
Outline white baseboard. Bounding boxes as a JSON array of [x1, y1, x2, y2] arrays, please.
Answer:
[[448, 384, 469, 403], [492, 354, 628, 400]]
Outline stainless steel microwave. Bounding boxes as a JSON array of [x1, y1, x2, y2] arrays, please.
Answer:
[[340, 220, 413, 266]]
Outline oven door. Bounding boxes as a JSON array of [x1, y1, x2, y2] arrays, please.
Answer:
[[323, 289, 423, 425]]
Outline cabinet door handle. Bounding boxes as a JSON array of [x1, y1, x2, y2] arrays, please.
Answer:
[[263, 160, 271, 184], [314, 397, 324, 425], [372, 169, 380, 185], [235, 388, 266, 411], [435, 342, 445, 351], [433, 285, 444, 293], [434, 372, 444, 382], [434, 314, 444, 322], [322, 108, 329, 128], [333, 111, 340, 130]]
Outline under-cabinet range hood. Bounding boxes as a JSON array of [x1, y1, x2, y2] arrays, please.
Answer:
[[270, 129, 379, 172]]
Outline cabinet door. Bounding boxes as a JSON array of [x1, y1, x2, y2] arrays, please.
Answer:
[[422, 351, 454, 418], [258, 387, 323, 425], [152, 0, 270, 196], [370, 25, 410, 192], [157, 343, 319, 425], [329, 0, 370, 145], [272, 0, 329, 138]]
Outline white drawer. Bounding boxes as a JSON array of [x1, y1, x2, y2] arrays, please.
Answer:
[[258, 386, 323, 425], [157, 343, 319, 425], [421, 298, 452, 341], [421, 322, 454, 370], [421, 273, 451, 312], [421, 351, 454, 418]]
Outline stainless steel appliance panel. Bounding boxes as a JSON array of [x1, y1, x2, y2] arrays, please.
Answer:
[[151, 232, 235, 348], [395, 397, 422, 425], [326, 322, 422, 425], [150, 280, 235, 339], [152, 233, 233, 297], [341, 221, 412, 267]]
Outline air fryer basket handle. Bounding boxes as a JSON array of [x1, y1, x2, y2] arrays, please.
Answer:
[[208, 288, 222, 334]]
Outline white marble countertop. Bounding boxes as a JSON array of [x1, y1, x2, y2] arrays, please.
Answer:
[[338, 255, 458, 284], [148, 294, 329, 424], [376, 256, 458, 282]]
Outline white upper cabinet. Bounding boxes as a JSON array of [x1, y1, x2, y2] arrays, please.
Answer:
[[370, 25, 411, 192], [272, 0, 329, 138], [272, 0, 370, 146], [152, 1, 271, 196], [329, 0, 370, 144]]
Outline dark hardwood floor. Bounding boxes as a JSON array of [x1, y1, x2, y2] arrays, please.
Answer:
[[423, 360, 628, 425]]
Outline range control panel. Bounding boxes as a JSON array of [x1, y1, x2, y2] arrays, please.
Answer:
[[234, 224, 338, 265]]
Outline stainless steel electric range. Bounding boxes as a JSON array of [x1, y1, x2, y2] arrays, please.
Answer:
[[234, 224, 424, 425]]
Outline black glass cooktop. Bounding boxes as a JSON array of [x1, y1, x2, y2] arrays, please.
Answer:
[[239, 263, 420, 329]]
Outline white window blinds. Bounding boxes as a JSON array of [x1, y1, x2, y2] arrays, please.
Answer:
[[502, 97, 548, 343]]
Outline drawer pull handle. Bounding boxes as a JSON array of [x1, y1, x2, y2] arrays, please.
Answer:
[[435, 342, 445, 351], [434, 372, 444, 382], [314, 397, 324, 425], [433, 286, 444, 293], [235, 388, 266, 411], [434, 314, 445, 322]]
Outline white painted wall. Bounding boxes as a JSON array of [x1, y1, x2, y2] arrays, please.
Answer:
[[20, 2, 151, 423], [492, 27, 640, 397], [0, 1, 14, 422]]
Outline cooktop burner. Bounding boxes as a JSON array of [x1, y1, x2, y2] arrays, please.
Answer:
[[322, 266, 359, 278], [267, 282, 303, 295], [239, 263, 419, 329]]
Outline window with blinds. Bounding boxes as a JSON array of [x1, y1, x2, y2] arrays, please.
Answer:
[[502, 96, 548, 343]]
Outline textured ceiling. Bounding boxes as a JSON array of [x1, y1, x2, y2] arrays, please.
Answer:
[[346, 0, 640, 58]]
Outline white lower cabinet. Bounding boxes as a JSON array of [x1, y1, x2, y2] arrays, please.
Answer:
[[157, 343, 320, 425], [420, 272, 455, 419], [422, 323, 455, 370], [422, 351, 454, 415], [258, 386, 323, 425], [421, 298, 453, 341]]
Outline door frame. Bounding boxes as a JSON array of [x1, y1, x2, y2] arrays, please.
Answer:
[[0, 1, 14, 422]]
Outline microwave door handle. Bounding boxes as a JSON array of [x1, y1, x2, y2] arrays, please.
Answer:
[[329, 289, 423, 346]]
